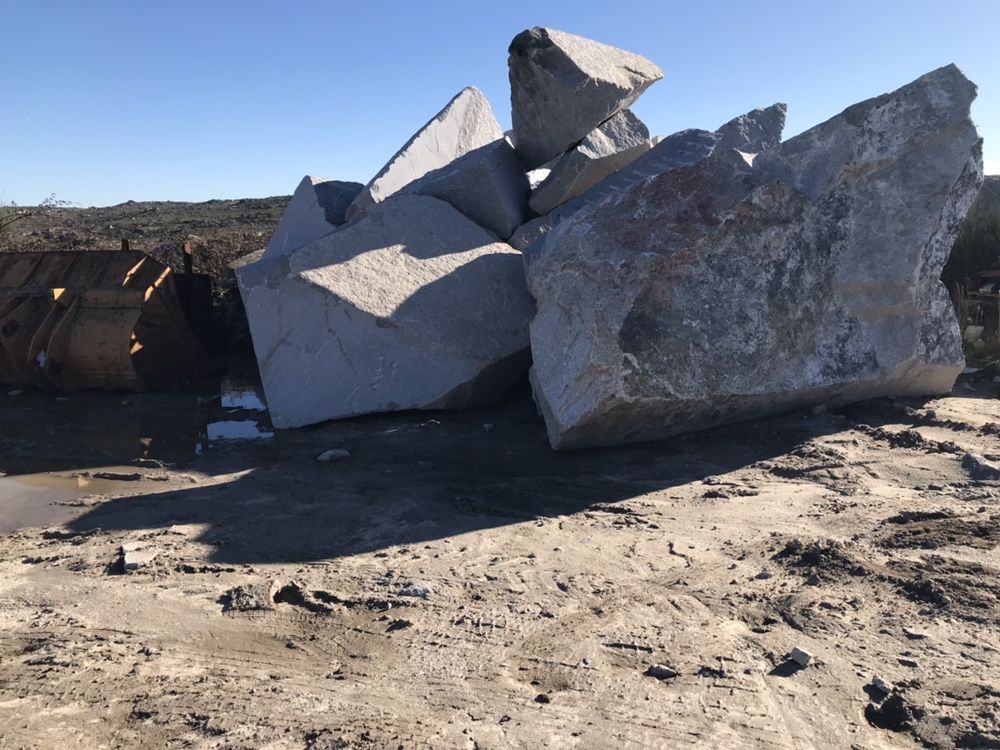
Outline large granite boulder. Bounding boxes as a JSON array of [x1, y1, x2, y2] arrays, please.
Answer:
[[509, 104, 786, 251], [526, 65, 983, 450], [262, 176, 363, 261], [346, 87, 503, 221], [528, 109, 651, 216], [509, 27, 663, 169], [401, 139, 529, 239], [238, 195, 534, 428]]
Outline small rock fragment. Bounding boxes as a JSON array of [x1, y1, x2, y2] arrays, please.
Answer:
[[789, 647, 813, 667], [645, 664, 679, 680], [399, 583, 433, 599], [962, 452, 1000, 480], [223, 582, 277, 612], [317, 448, 351, 463], [120, 543, 157, 572], [872, 675, 895, 694]]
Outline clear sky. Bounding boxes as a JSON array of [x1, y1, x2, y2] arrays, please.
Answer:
[[4, 0, 998, 207]]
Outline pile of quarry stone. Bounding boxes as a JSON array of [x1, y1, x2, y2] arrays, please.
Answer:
[[235, 27, 984, 450]]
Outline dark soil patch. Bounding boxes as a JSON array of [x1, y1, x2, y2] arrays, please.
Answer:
[[879, 511, 1000, 550]]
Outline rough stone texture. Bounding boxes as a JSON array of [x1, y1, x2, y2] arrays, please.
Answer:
[[529, 109, 651, 216], [262, 176, 363, 261], [509, 104, 785, 251], [526, 65, 983, 450], [346, 87, 503, 221], [401, 139, 529, 239], [715, 103, 788, 153], [509, 27, 663, 169], [238, 195, 533, 429]]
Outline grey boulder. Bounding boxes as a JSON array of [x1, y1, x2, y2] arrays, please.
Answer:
[[526, 65, 982, 450], [715, 103, 788, 153], [262, 176, 363, 261], [528, 109, 651, 216], [238, 194, 533, 429], [346, 87, 504, 221], [401, 138, 529, 239], [509, 104, 786, 251], [509, 27, 663, 169]]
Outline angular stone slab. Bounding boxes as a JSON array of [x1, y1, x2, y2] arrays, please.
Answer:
[[262, 176, 363, 261], [402, 139, 529, 239], [508, 27, 663, 169], [529, 109, 651, 216], [526, 65, 982, 449], [346, 87, 503, 221], [715, 103, 787, 153], [509, 103, 785, 251], [238, 195, 534, 428]]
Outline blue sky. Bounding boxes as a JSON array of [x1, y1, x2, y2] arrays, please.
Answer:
[[4, 0, 998, 207]]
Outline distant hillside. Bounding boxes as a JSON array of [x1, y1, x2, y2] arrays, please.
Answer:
[[1, 196, 290, 350]]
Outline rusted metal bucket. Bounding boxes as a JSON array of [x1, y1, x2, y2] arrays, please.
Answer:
[[0, 251, 208, 391]]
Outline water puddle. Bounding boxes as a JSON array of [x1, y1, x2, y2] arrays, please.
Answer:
[[220, 377, 267, 411], [206, 420, 274, 441], [0, 361, 276, 531], [0, 467, 157, 534]]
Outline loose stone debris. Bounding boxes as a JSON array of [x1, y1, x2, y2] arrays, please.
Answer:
[[317, 448, 350, 463], [232, 27, 983, 452], [789, 647, 813, 667]]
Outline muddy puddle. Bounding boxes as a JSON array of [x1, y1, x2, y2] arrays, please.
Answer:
[[0, 366, 274, 531], [0, 468, 152, 533]]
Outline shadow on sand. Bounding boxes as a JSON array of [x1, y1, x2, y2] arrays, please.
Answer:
[[63, 383, 851, 565]]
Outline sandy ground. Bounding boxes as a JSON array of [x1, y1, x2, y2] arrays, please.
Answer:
[[0, 374, 998, 749]]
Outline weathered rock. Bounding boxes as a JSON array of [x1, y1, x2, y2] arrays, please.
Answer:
[[644, 664, 679, 680], [962, 452, 1000, 480], [120, 543, 157, 572], [346, 87, 503, 221], [715, 103, 787, 153], [317, 448, 351, 463], [529, 109, 651, 216], [789, 647, 813, 667], [509, 105, 786, 251], [238, 195, 533, 429], [526, 65, 982, 450], [402, 139, 529, 239], [262, 176, 363, 261], [508, 27, 663, 169]]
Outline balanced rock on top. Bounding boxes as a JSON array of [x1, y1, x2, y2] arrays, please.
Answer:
[[508, 27, 663, 169]]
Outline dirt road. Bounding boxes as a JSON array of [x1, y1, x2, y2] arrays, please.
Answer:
[[0, 376, 997, 749]]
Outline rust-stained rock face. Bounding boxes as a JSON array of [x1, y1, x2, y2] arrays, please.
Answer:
[[526, 65, 983, 450]]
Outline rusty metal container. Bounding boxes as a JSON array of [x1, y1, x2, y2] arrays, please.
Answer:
[[0, 251, 208, 390]]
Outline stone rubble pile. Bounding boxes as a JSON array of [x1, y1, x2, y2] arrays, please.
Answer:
[[235, 27, 983, 448]]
